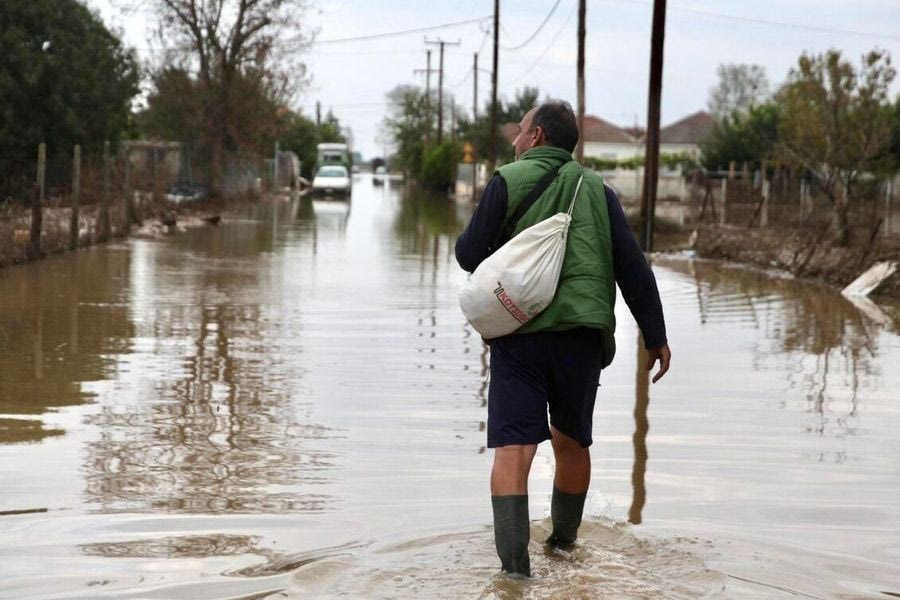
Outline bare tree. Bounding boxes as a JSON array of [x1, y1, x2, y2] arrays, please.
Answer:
[[776, 49, 895, 245], [132, 0, 313, 196]]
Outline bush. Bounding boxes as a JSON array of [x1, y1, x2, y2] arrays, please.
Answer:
[[420, 142, 459, 189], [582, 152, 698, 172]]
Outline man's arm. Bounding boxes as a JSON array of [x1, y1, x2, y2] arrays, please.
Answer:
[[605, 184, 671, 381], [455, 175, 508, 273]]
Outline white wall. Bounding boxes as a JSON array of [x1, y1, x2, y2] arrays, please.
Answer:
[[583, 141, 643, 161]]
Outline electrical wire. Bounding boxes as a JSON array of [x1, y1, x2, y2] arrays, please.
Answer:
[[315, 16, 492, 45], [606, 0, 900, 41], [507, 3, 577, 85], [500, 0, 564, 50], [453, 67, 473, 89]]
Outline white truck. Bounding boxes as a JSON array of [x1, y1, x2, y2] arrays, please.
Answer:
[[316, 143, 351, 172]]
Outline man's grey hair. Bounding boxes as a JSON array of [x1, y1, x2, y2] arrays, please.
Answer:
[[531, 100, 579, 153]]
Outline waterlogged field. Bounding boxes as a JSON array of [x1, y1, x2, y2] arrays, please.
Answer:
[[1, 175, 899, 599]]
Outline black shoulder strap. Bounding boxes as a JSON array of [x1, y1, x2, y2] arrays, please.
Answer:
[[494, 164, 562, 249]]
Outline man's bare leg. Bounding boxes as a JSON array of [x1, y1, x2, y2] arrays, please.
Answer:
[[491, 444, 537, 495], [550, 426, 590, 493], [491, 444, 536, 576], [547, 427, 590, 547]]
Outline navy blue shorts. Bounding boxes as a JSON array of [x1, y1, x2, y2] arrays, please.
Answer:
[[487, 327, 604, 448]]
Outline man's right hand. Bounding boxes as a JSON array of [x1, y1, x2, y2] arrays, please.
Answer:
[[646, 343, 671, 383]]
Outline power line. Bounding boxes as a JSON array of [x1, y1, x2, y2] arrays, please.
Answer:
[[477, 21, 492, 55], [508, 3, 577, 85], [453, 67, 473, 89], [315, 16, 491, 45], [606, 0, 900, 41], [500, 0, 564, 50]]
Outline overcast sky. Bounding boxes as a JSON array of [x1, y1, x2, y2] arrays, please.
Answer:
[[87, 0, 900, 159]]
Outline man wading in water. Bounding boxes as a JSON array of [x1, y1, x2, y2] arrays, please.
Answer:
[[456, 101, 671, 576]]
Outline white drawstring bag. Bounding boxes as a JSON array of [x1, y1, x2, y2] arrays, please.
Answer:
[[458, 174, 584, 339]]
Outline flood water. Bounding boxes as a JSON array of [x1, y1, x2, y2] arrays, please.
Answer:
[[1, 175, 899, 599]]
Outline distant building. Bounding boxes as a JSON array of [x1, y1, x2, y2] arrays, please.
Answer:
[[658, 111, 714, 159], [582, 115, 643, 161], [581, 111, 714, 161], [497, 110, 714, 166]]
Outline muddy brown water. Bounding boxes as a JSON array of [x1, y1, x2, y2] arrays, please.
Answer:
[[1, 175, 899, 599]]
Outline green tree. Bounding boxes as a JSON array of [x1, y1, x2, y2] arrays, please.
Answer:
[[279, 111, 347, 179], [700, 103, 779, 169], [708, 64, 770, 118], [137, 66, 290, 168], [776, 49, 896, 245], [459, 86, 540, 168], [0, 0, 139, 197], [137, 68, 203, 143], [382, 84, 430, 177], [421, 141, 459, 190]]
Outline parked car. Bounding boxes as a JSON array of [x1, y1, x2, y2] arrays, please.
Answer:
[[166, 182, 208, 204], [373, 165, 387, 185], [312, 165, 351, 197]]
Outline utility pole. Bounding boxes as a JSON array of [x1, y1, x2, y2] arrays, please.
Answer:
[[575, 0, 586, 162], [489, 0, 499, 173], [414, 49, 439, 148], [473, 52, 479, 123], [316, 101, 321, 126], [641, 0, 667, 252], [472, 52, 480, 204], [425, 38, 461, 144]]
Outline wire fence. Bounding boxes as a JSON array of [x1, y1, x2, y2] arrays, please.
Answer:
[[0, 142, 271, 269], [644, 169, 899, 243]]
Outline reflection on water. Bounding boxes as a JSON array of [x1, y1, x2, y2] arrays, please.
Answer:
[[628, 334, 649, 525], [81, 202, 342, 514], [0, 247, 133, 443], [1, 177, 899, 599], [81, 534, 262, 559], [664, 257, 893, 442]]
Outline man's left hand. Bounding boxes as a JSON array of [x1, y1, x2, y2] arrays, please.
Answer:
[[646, 343, 671, 383]]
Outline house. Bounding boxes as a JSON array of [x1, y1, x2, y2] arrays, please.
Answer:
[[658, 111, 714, 158], [498, 110, 714, 165], [581, 111, 714, 161], [582, 115, 642, 161]]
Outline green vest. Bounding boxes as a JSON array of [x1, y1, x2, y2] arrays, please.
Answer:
[[496, 145, 617, 367]]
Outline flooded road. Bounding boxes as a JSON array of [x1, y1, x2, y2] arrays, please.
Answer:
[[1, 175, 899, 599]]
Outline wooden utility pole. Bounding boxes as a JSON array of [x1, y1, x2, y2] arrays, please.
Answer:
[[575, 0, 586, 162], [425, 38, 461, 144], [473, 52, 479, 123], [316, 101, 321, 126], [414, 50, 439, 148], [489, 0, 500, 173], [640, 0, 667, 252]]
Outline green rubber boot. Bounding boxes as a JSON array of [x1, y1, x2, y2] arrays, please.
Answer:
[[491, 494, 531, 577], [545, 486, 586, 548]]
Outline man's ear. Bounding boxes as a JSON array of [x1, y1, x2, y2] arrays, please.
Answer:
[[532, 125, 545, 146]]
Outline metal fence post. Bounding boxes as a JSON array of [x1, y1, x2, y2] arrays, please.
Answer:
[[29, 144, 46, 258], [99, 140, 111, 242], [124, 147, 138, 228], [886, 178, 894, 239], [29, 183, 42, 259], [36, 143, 46, 204], [70, 145, 81, 250], [719, 178, 727, 225]]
